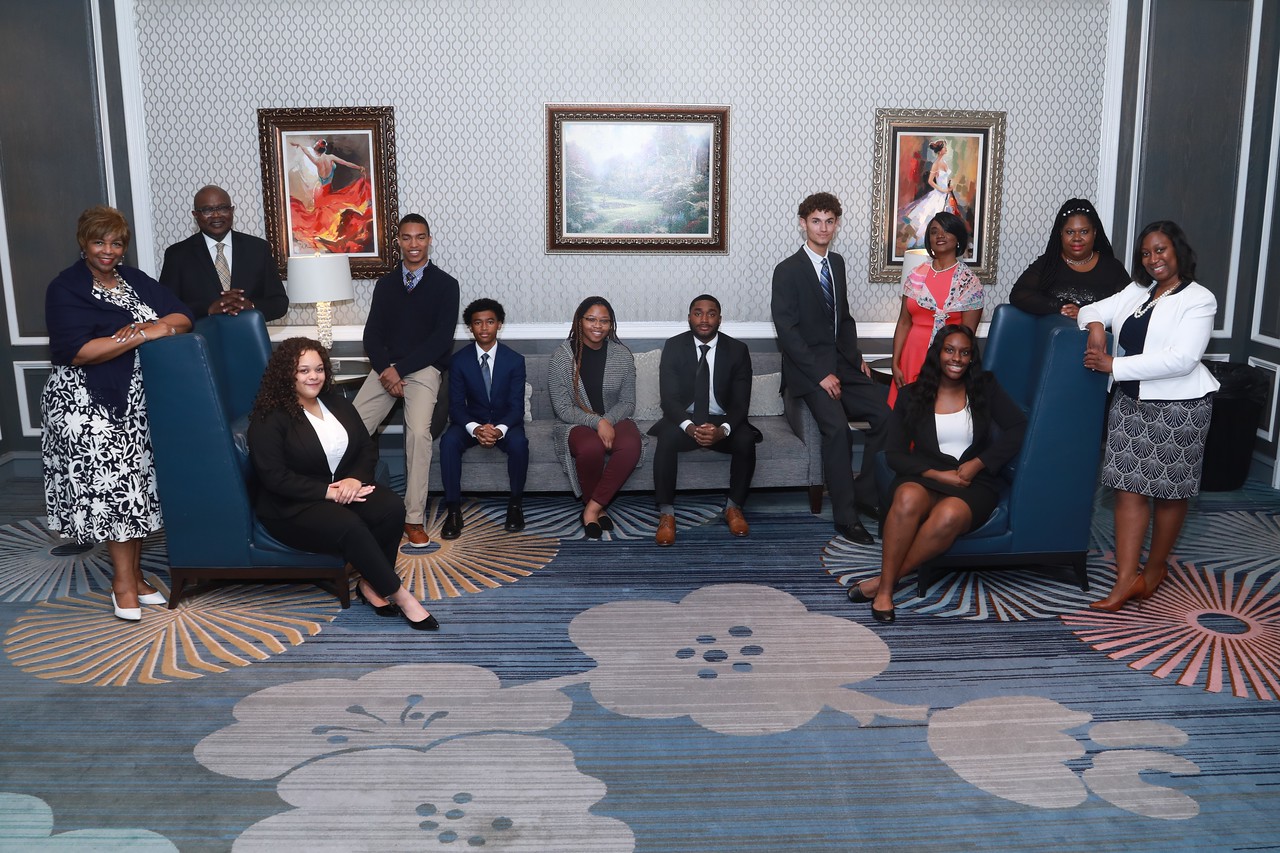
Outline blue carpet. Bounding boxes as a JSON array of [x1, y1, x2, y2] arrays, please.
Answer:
[[2, 485, 1279, 851]]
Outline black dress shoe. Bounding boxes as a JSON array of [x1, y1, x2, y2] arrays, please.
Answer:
[[504, 501, 525, 533], [583, 520, 603, 540], [836, 521, 875, 545], [405, 611, 440, 631], [847, 582, 873, 604], [440, 507, 463, 540], [596, 514, 615, 532], [356, 581, 400, 617], [855, 502, 882, 522], [871, 606, 896, 624]]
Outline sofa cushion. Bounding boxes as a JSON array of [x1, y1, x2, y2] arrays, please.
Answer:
[[633, 349, 663, 420]]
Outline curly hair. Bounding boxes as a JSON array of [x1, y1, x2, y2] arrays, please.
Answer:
[[1133, 220, 1196, 286], [567, 296, 619, 414], [250, 337, 334, 422], [798, 192, 842, 220], [76, 205, 131, 252], [900, 324, 990, 431]]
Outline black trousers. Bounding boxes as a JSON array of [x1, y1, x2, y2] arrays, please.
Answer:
[[260, 487, 406, 598], [800, 378, 889, 526], [652, 417, 756, 508]]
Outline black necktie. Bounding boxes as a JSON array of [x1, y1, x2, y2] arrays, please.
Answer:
[[693, 343, 710, 424]]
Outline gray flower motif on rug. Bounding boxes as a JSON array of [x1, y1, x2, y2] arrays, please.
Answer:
[[231, 736, 633, 852], [194, 663, 573, 781], [0, 792, 177, 850], [561, 583, 929, 734], [928, 696, 1201, 819]]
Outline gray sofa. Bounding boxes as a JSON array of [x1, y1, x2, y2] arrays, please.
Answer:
[[411, 350, 828, 511]]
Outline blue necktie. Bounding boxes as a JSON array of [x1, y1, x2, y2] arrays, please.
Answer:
[[404, 270, 417, 293], [819, 257, 835, 317], [480, 352, 492, 397]]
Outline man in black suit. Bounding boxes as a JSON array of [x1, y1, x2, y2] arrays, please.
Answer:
[[770, 192, 888, 545], [159, 185, 288, 320], [650, 294, 757, 546]]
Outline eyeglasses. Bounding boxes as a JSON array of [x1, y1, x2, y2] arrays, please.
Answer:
[[582, 316, 612, 326], [194, 204, 234, 216]]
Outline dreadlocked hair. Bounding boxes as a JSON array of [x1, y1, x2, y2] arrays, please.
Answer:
[[899, 324, 991, 432], [250, 337, 335, 422], [567, 296, 619, 415]]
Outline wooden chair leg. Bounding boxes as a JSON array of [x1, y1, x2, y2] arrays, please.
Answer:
[[808, 484, 824, 515]]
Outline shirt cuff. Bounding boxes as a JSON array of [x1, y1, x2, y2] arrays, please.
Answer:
[[466, 421, 481, 436], [679, 419, 693, 432], [495, 424, 508, 438]]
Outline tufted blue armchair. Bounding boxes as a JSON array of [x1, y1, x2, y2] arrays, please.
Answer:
[[139, 315, 350, 609]]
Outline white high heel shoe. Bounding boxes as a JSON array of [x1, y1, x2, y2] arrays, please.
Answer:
[[137, 588, 167, 605], [111, 592, 142, 622]]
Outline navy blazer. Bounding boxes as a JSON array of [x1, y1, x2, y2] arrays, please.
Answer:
[[448, 342, 526, 429], [159, 230, 288, 320], [652, 330, 752, 434], [247, 392, 378, 520], [770, 246, 869, 396]]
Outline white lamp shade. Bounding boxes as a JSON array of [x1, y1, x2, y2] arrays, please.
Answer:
[[287, 254, 354, 303], [900, 249, 931, 286]]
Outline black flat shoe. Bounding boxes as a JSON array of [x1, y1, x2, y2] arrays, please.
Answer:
[[836, 521, 875, 546], [440, 508, 463, 540], [597, 514, 615, 532], [504, 502, 525, 533], [405, 611, 440, 631], [847, 582, 873, 604], [871, 606, 896, 624], [356, 582, 400, 617], [583, 521, 603, 540], [855, 502, 882, 522]]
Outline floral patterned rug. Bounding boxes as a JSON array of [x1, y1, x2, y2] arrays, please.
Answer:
[[1, 485, 1278, 851]]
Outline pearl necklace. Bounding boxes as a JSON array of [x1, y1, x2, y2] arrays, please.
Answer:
[[929, 259, 959, 273], [1132, 284, 1177, 318], [1063, 251, 1096, 267]]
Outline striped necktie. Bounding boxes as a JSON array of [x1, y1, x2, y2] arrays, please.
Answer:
[[214, 243, 231, 291]]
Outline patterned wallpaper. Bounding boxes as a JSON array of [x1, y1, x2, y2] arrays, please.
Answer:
[[133, 0, 1110, 328]]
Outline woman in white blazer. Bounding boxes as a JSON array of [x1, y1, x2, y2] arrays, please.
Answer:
[[1078, 221, 1219, 611]]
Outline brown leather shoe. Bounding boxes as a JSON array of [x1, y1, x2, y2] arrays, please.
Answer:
[[655, 514, 676, 546], [403, 523, 431, 548], [725, 506, 749, 537]]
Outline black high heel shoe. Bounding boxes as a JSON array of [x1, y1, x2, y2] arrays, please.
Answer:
[[356, 582, 400, 617], [871, 606, 896, 624], [404, 610, 440, 631]]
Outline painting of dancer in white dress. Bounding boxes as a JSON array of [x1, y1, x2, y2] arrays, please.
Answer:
[[894, 133, 983, 260]]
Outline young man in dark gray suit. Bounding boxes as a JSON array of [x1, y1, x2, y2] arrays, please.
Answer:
[[770, 192, 888, 545], [159, 185, 288, 320]]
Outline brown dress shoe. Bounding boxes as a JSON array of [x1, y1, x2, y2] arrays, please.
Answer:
[[724, 506, 749, 537], [655, 514, 676, 546], [403, 523, 431, 548]]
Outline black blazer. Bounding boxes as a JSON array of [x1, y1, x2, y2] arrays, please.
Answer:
[[159, 231, 288, 320], [247, 392, 378, 520], [650, 331, 753, 436], [770, 246, 868, 396], [885, 376, 1026, 494]]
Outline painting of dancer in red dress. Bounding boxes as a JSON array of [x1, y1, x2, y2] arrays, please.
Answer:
[[283, 131, 377, 257]]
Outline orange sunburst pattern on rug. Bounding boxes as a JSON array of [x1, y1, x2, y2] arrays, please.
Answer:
[[396, 502, 558, 600], [4, 582, 338, 687], [1061, 559, 1280, 701]]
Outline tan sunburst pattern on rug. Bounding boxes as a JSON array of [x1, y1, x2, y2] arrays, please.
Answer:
[[397, 501, 559, 600], [0, 519, 169, 602], [4, 581, 338, 687]]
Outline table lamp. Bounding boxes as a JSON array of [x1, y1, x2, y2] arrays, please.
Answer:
[[287, 253, 354, 349]]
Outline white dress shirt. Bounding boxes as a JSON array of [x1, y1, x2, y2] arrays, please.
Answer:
[[203, 232, 233, 270], [466, 342, 509, 438], [303, 399, 349, 478], [681, 334, 730, 434]]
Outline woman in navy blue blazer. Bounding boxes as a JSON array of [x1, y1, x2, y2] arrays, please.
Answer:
[[248, 338, 438, 630]]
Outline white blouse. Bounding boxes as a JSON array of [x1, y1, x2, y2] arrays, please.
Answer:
[[303, 399, 349, 477], [934, 407, 974, 460]]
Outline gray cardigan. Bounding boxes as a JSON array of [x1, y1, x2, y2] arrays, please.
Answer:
[[546, 338, 645, 497]]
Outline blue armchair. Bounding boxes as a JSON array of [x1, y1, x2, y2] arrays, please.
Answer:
[[139, 324, 350, 609], [881, 304, 1111, 595]]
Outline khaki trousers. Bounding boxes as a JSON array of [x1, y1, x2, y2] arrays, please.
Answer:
[[352, 365, 442, 525]]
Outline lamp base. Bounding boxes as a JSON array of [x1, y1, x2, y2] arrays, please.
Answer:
[[315, 301, 334, 349]]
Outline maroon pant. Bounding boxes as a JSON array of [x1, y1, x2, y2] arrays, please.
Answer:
[[568, 419, 642, 506]]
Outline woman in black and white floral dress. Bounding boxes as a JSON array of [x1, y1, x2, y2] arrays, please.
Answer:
[[42, 206, 193, 621]]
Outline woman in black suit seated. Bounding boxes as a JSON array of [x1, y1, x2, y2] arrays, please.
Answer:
[[1009, 198, 1130, 319], [848, 325, 1026, 624], [248, 337, 438, 630]]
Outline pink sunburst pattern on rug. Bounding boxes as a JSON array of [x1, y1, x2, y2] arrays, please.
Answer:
[[1061, 558, 1280, 701]]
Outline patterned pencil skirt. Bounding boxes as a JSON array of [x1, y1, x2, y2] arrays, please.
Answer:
[[1100, 391, 1214, 499]]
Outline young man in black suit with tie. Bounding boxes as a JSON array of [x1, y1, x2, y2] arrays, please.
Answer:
[[651, 294, 757, 546], [438, 299, 529, 539], [159, 185, 289, 320], [770, 192, 888, 545]]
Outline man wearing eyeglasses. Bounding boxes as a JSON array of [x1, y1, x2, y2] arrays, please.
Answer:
[[159, 185, 289, 320]]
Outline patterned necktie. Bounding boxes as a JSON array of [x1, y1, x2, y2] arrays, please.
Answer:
[[692, 344, 711, 424], [480, 352, 492, 397], [404, 270, 416, 293], [819, 257, 835, 317], [214, 242, 231, 291]]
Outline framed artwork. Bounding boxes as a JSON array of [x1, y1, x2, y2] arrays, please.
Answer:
[[546, 104, 729, 253], [869, 108, 1006, 284], [257, 106, 399, 278]]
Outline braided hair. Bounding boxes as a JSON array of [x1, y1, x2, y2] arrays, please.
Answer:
[[1037, 198, 1116, 294], [567, 296, 619, 415]]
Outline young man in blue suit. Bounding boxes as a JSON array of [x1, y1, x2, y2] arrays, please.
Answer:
[[159, 185, 289, 320], [438, 299, 529, 539]]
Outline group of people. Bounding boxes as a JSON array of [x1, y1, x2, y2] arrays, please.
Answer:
[[40, 186, 1219, 633]]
